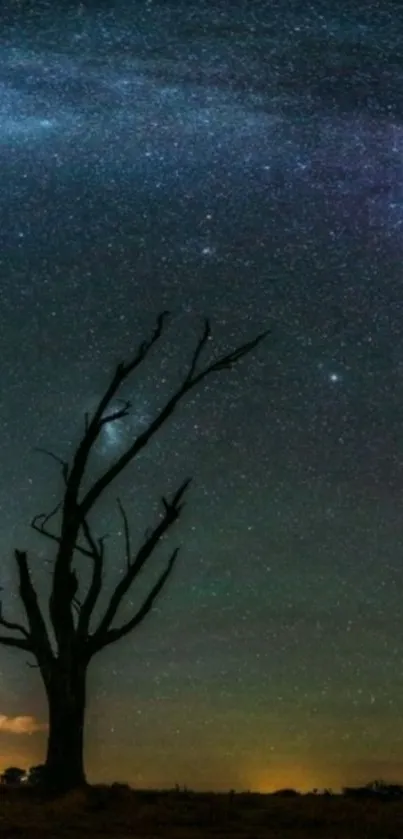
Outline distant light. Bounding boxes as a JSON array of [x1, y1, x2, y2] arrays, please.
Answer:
[[329, 373, 340, 383]]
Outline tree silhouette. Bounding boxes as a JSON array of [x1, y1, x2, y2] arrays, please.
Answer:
[[0, 313, 268, 794], [26, 764, 47, 786], [1, 766, 25, 785]]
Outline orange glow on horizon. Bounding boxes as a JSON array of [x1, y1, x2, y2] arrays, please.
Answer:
[[245, 761, 327, 794]]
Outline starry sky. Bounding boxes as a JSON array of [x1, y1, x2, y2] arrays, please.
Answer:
[[0, 0, 403, 793]]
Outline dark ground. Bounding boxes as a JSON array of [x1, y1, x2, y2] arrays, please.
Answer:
[[1, 785, 403, 838]]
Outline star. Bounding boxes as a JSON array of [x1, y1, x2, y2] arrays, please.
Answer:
[[0, 0, 401, 797]]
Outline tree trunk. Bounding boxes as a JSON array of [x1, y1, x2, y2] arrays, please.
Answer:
[[44, 660, 87, 793]]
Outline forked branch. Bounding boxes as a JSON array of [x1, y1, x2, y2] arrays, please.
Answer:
[[90, 546, 180, 652], [64, 310, 171, 511], [76, 518, 107, 640], [14, 550, 53, 663], [90, 477, 191, 649], [80, 319, 269, 517], [31, 504, 94, 558]]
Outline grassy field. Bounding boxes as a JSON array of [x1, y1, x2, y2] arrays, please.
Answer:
[[1, 785, 403, 838]]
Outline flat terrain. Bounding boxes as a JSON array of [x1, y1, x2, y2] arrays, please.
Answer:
[[1, 786, 403, 838]]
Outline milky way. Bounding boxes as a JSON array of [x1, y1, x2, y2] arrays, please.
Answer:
[[0, 0, 403, 793], [1, 2, 402, 263]]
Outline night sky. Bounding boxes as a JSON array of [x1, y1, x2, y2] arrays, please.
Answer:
[[0, 0, 403, 793]]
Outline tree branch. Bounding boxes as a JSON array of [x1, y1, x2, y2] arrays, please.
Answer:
[[90, 477, 191, 648], [0, 599, 30, 638], [31, 504, 94, 558], [34, 447, 69, 485], [80, 321, 269, 516], [117, 497, 131, 572], [14, 550, 53, 663], [0, 634, 33, 651], [48, 313, 172, 645], [99, 399, 131, 427], [65, 311, 170, 510], [47, 313, 267, 656], [76, 519, 107, 641], [32, 502, 62, 532], [185, 317, 211, 382], [92, 547, 180, 652]]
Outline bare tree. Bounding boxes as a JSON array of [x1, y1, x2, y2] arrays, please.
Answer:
[[0, 313, 268, 793]]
